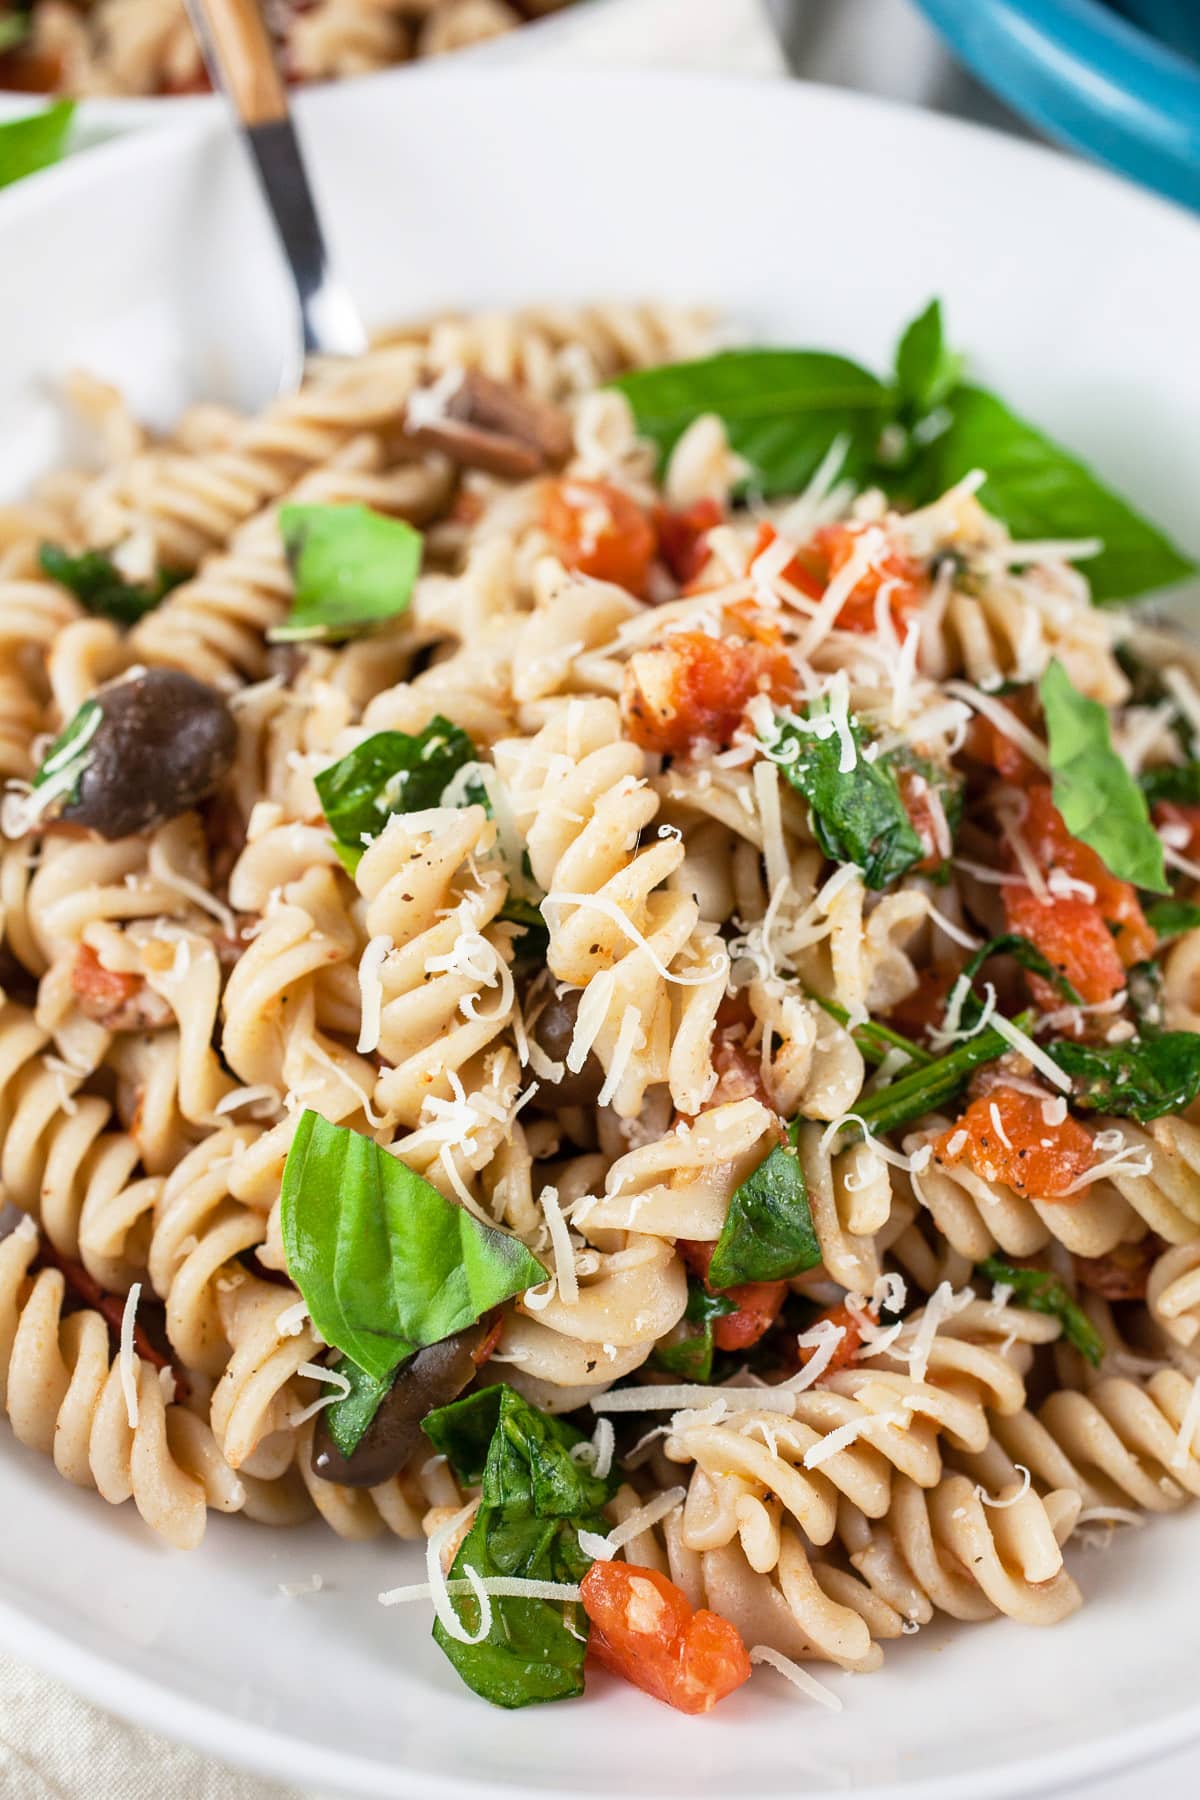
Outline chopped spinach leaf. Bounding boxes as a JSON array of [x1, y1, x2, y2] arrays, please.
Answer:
[[31, 697, 101, 811], [976, 1257, 1104, 1367], [280, 1112, 545, 1384], [1046, 1031, 1200, 1124], [707, 1131, 821, 1288], [653, 1281, 736, 1383], [1139, 762, 1200, 808], [435, 1503, 597, 1709], [39, 543, 186, 627], [272, 503, 422, 642], [767, 707, 924, 890], [1040, 659, 1168, 893], [423, 1385, 616, 1517], [314, 717, 480, 872]]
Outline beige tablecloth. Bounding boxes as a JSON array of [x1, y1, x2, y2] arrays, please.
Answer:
[[0, 5, 785, 1796]]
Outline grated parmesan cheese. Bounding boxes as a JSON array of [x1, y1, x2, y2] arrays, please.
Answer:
[[577, 1486, 686, 1562], [290, 1361, 352, 1426], [974, 1464, 1032, 1508], [119, 1283, 141, 1430], [596, 1006, 644, 1108], [356, 934, 393, 1054], [749, 1645, 843, 1712]]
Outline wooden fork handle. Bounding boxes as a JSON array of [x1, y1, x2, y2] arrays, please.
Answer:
[[187, 0, 287, 127]]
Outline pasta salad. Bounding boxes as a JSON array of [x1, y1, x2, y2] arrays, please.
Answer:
[[1, 299, 1199, 1715]]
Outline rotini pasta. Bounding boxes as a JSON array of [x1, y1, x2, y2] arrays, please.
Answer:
[[1, 300, 1198, 1723]]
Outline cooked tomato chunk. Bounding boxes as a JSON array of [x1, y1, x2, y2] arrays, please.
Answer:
[[655, 498, 723, 586], [675, 1238, 787, 1351], [936, 1087, 1094, 1200], [797, 1301, 867, 1376], [581, 1561, 751, 1714], [621, 612, 794, 756], [541, 478, 655, 594]]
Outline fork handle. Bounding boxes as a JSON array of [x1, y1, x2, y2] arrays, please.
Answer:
[[186, 0, 287, 126]]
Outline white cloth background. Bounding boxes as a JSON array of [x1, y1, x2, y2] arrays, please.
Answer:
[[0, 5, 785, 1797]]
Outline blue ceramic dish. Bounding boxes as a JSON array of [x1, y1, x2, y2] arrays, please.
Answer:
[[913, 0, 1200, 210]]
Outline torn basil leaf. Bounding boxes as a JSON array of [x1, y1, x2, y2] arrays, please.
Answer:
[[323, 1355, 394, 1460], [977, 1257, 1104, 1367], [1040, 659, 1168, 893], [39, 543, 186, 628], [314, 717, 480, 872], [280, 1112, 545, 1384], [0, 101, 74, 190], [424, 1384, 616, 1517], [906, 385, 1194, 603], [611, 350, 889, 497], [893, 298, 962, 422], [707, 1132, 820, 1289], [272, 503, 422, 642], [768, 706, 925, 890], [653, 1280, 736, 1383], [30, 697, 102, 813], [1046, 1031, 1200, 1124]]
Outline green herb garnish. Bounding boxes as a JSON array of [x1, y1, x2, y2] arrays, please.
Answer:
[[1145, 899, 1200, 942], [977, 1257, 1104, 1367], [1040, 658, 1168, 893], [653, 1281, 737, 1383], [1045, 1031, 1200, 1124], [707, 1129, 820, 1289], [272, 503, 422, 642], [323, 1356, 395, 1459], [314, 717, 481, 873], [424, 1384, 616, 1518], [279, 1111, 544, 1385], [768, 707, 925, 890], [39, 543, 186, 627]]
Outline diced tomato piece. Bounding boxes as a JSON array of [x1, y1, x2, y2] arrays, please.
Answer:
[[747, 522, 826, 601], [581, 1561, 751, 1715], [621, 612, 795, 756], [71, 945, 143, 1025], [797, 1301, 866, 1376], [1073, 1241, 1156, 1301], [675, 1238, 787, 1351], [936, 1087, 1094, 1200], [1004, 886, 1128, 1009], [654, 498, 723, 586], [810, 520, 927, 636], [1017, 785, 1155, 970], [541, 478, 656, 594]]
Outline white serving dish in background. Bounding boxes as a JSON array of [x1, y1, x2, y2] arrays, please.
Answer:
[[0, 69, 1198, 1800]]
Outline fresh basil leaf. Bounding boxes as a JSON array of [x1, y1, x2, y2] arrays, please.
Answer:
[[960, 931, 1083, 1011], [1046, 1031, 1200, 1124], [653, 1280, 736, 1383], [435, 1503, 596, 1709], [976, 1257, 1104, 1367], [324, 1355, 394, 1459], [893, 299, 962, 420], [708, 1134, 820, 1289], [768, 708, 924, 890], [272, 503, 422, 642], [0, 101, 74, 189], [314, 718, 479, 871], [1040, 659, 1168, 893], [611, 351, 888, 497], [39, 542, 185, 628], [280, 1112, 545, 1384], [1139, 762, 1200, 808], [423, 1385, 616, 1517], [1146, 898, 1200, 942], [909, 384, 1194, 603]]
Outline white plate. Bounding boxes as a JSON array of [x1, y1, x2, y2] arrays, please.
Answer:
[[1, 71, 1199, 1800]]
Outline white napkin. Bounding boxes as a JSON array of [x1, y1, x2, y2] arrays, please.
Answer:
[[0, 10, 786, 1799]]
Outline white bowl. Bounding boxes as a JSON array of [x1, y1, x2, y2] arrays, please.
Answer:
[[1, 70, 1199, 1800]]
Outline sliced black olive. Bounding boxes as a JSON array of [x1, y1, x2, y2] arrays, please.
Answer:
[[311, 1324, 485, 1488], [530, 987, 605, 1105], [61, 669, 236, 839]]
